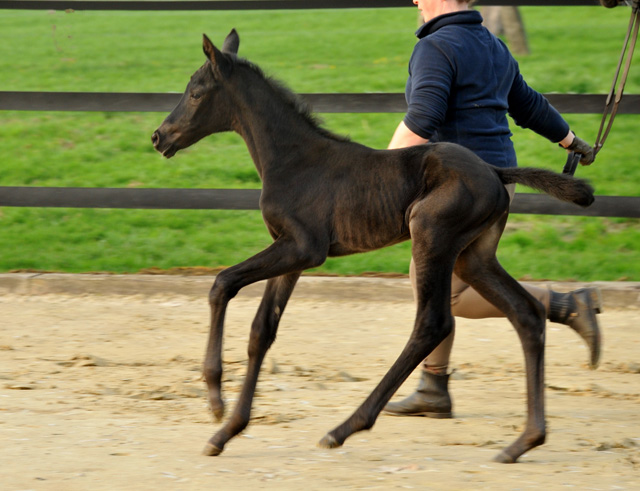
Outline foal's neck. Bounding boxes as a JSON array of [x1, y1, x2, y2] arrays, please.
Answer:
[[229, 69, 340, 178]]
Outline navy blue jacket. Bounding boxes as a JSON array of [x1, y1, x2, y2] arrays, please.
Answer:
[[404, 10, 569, 168]]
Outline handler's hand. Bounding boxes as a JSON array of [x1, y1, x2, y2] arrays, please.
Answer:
[[567, 134, 595, 165]]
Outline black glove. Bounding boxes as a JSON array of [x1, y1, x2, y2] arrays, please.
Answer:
[[566, 134, 595, 165]]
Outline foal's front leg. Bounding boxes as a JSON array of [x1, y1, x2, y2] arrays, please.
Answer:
[[202, 236, 317, 423], [201, 231, 326, 456], [203, 272, 301, 456], [203, 272, 233, 422]]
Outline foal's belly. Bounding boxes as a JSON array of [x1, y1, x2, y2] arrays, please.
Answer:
[[327, 233, 409, 257], [328, 212, 410, 256]]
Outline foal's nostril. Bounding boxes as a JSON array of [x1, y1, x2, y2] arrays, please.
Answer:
[[151, 131, 160, 148]]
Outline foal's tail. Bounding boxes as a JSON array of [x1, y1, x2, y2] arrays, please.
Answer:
[[495, 167, 595, 207]]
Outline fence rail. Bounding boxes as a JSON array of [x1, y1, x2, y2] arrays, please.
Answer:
[[0, 1, 605, 11], [1, 0, 637, 218], [2, 187, 638, 218], [3, 91, 640, 114]]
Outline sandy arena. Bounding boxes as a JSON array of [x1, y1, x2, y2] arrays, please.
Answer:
[[1, 273, 638, 490]]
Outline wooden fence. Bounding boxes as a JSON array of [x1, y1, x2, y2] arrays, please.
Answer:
[[1, 0, 638, 217]]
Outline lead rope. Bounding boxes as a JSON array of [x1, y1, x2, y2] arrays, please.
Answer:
[[594, 0, 640, 156], [563, 0, 639, 175]]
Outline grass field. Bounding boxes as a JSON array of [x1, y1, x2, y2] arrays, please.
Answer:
[[0, 6, 638, 280]]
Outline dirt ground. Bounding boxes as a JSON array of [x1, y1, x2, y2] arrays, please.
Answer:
[[1, 274, 638, 490]]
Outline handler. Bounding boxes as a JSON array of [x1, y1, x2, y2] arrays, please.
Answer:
[[384, 0, 603, 418]]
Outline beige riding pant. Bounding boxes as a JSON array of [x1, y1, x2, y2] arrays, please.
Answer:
[[409, 184, 551, 371]]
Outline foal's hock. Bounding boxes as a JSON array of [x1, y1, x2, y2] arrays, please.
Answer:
[[152, 29, 594, 463]]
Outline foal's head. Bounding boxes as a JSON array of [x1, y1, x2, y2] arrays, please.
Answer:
[[152, 29, 240, 158]]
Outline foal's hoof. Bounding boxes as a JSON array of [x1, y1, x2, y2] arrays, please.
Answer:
[[209, 394, 225, 422], [202, 442, 223, 457], [493, 450, 516, 464], [317, 434, 341, 449], [212, 406, 224, 422]]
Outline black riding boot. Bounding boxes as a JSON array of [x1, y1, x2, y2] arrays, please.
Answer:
[[383, 371, 452, 418], [549, 287, 603, 369]]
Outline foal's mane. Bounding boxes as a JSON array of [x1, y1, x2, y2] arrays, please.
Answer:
[[236, 57, 351, 143]]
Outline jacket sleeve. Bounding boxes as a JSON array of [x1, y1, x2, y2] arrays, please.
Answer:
[[507, 71, 569, 143], [403, 39, 454, 140]]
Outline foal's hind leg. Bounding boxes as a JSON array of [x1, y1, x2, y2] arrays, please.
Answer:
[[318, 265, 456, 449], [319, 204, 463, 449], [204, 271, 301, 456], [454, 220, 546, 463]]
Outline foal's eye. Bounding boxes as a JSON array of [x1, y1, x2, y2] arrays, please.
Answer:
[[190, 92, 202, 101]]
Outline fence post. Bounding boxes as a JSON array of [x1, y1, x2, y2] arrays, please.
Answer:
[[481, 6, 530, 56]]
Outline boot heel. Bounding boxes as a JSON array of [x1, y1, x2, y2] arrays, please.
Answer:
[[589, 288, 603, 314], [422, 410, 453, 419], [577, 287, 603, 314]]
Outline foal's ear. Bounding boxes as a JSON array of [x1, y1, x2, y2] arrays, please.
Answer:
[[203, 34, 232, 76], [222, 28, 240, 55]]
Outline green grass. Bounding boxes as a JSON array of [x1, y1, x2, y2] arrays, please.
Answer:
[[0, 6, 638, 279]]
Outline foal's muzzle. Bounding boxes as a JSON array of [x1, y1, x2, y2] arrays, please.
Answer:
[[151, 129, 178, 159]]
